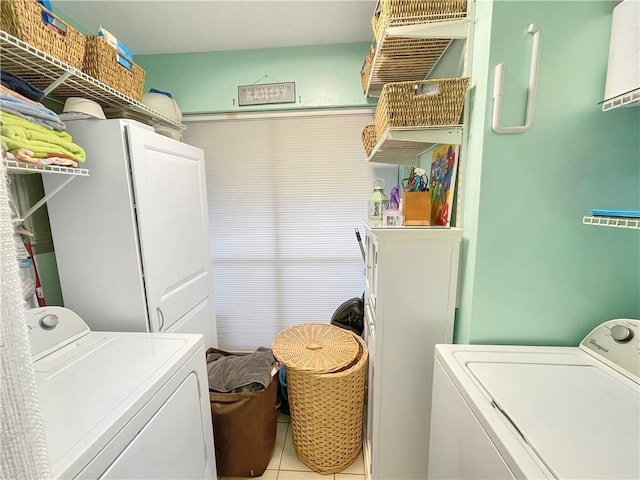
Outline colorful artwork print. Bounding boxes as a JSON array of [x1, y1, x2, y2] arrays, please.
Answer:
[[428, 144, 459, 226]]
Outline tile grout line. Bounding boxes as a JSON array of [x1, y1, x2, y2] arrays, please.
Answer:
[[277, 422, 289, 471], [229, 416, 364, 479]]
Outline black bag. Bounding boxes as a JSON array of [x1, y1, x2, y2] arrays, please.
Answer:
[[330, 293, 364, 336]]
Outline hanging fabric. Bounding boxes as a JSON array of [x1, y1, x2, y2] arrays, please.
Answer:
[[0, 161, 50, 479]]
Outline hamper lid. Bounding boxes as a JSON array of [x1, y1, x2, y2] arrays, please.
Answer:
[[272, 323, 359, 373]]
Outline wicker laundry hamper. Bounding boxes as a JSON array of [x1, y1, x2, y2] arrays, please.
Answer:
[[272, 324, 368, 474]]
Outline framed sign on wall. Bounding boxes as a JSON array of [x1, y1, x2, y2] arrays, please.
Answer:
[[238, 82, 296, 106]]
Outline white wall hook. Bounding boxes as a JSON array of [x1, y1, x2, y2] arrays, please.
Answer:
[[492, 23, 540, 134]]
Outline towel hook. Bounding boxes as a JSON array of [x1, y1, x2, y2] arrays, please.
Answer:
[[492, 23, 540, 134]]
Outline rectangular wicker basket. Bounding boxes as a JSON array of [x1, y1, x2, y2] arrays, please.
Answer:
[[83, 36, 146, 101], [374, 77, 470, 136], [360, 44, 375, 94], [361, 124, 377, 157], [371, 0, 468, 41], [0, 0, 86, 70]]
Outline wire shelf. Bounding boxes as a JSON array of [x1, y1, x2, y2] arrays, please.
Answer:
[[583, 215, 640, 229], [367, 125, 463, 164], [0, 30, 184, 130], [601, 89, 640, 112], [3, 159, 89, 176]]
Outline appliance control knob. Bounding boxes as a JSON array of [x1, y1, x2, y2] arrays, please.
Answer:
[[610, 325, 634, 343], [39, 314, 59, 330]]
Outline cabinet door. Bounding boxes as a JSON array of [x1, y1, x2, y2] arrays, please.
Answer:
[[363, 302, 377, 479], [96, 374, 215, 480], [127, 126, 215, 346], [365, 232, 379, 310]]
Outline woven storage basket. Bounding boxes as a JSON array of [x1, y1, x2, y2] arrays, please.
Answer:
[[371, 0, 467, 41], [375, 77, 470, 135], [0, 0, 86, 70], [272, 324, 368, 474], [360, 44, 375, 94], [83, 36, 146, 101], [361, 124, 377, 156]]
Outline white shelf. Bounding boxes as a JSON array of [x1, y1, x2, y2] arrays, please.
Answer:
[[583, 215, 640, 229], [601, 88, 640, 112], [0, 30, 183, 130], [367, 125, 463, 165], [365, 14, 469, 97], [3, 159, 89, 176], [3, 159, 89, 222]]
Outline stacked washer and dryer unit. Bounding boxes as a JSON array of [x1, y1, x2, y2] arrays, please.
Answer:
[[428, 319, 640, 480]]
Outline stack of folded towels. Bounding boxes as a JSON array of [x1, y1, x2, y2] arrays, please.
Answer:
[[0, 70, 85, 168]]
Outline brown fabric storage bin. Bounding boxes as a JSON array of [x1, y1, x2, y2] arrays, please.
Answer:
[[0, 0, 86, 69], [207, 348, 278, 478], [83, 36, 146, 101]]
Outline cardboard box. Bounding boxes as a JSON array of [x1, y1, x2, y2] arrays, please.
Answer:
[[403, 191, 431, 226]]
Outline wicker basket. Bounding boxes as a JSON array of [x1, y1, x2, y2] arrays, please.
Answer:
[[0, 0, 86, 70], [375, 77, 470, 135], [371, 0, 468, 41], [272, 324, 368, 474], [83, 36, 146, 101], [361, 124, 377, 156], [360, 44, 375, 94]]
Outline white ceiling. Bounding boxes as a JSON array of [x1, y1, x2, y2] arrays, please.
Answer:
[[56, 0, 377, 55]]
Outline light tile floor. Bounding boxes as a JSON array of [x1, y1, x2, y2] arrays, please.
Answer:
[[221, 411, 366, 480]]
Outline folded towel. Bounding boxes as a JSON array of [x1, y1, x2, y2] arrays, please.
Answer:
[[1, 93, 66, 131], [0, 104, 63, 131], [1, 111, 85, 162], [13, 148, 78, 167], [0, 70, 44, 103], [0, 104, 66, 131], [207, 347, 276, 393], [1, 142, 17, 161], [0, 85, 45, 107]]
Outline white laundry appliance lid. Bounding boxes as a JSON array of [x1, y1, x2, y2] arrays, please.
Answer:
[[27, 307, 204, 479], [468, 360, 640, 480]]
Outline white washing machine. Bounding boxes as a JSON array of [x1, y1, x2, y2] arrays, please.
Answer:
[[26, 307, 217, 479], [428, 319, 639, 480]]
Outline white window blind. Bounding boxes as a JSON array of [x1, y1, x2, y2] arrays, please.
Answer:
[[185, 111, 396, 351]]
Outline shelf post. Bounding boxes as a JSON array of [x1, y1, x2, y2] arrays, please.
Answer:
[[17, 175, 76, 222], [43, 71, 72, 97]]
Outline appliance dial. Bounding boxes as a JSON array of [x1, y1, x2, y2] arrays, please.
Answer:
[[610, 324, 634, 343], [39, 314, 59, 330]]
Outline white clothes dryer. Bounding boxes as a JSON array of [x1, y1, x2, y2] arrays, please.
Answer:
[[428, 319, 639, 480], [26, 306, 217, 479]]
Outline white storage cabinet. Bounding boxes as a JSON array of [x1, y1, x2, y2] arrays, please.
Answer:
[[362, 220, 462, 480], [43, 119, 217, 347]]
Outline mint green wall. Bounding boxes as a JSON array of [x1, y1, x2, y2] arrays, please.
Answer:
[[136, 43, 374, 114], [455, 0, 495, 344], [35, 252, 63, 306], [50, 1, 640, 348], [456, 0, 640, 346], [55, 5, 374, 114]]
